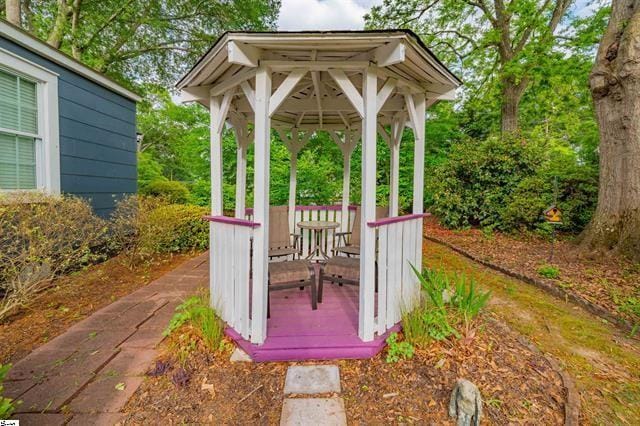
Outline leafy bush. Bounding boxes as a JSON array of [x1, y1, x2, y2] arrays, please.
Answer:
[[427, 135, 598, 234], [537, 265, 560, 279], [403, 265, 490, 347], [141, 180, 190, 204], [385, 332, 414, 363], [0, 193, 108, 320], [164, 291, 224, 353], [0, 364, 18, 419], [138, 203, 208, 254], [110, 196, 208, 262]]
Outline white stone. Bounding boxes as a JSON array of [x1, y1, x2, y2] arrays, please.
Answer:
[[284, 365, 341, 394], [230, 348, 253, 362], [280, 398, 346, 426]]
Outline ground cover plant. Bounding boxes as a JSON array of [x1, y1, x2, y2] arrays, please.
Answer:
[[402, 266, 490, 348], [0, 364, 17, 419]]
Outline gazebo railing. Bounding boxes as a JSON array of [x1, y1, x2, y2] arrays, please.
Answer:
[[205, 216, 258, 340], [245, 205, 357, 258], [368, 213, 427, 335]]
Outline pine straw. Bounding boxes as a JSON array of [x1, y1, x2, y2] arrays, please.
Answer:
[[122, 317, 565, 424], [424, 217, 640, 327]]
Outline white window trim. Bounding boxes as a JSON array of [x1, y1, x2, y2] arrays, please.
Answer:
[[0, 47, 60, 194]]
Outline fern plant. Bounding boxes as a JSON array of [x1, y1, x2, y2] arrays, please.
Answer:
[[0, 364, 18, 420]]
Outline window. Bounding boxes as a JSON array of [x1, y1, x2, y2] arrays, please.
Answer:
[[0, 69, 39, 189], [0, 48, 59, 194]]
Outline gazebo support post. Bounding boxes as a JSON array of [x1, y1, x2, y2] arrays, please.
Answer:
[[329, 130, 358, 232], [232, 116, 251, 218], [279, 128, 310, 233], [209, 92, 231, 315], [250, 66, 272, 344], [359, 66, 378, 342], [389, 116, 404, 217], [406, 93, 426, 301]]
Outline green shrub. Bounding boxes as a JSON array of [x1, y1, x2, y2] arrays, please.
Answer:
[[385, 332, 414, 363], [0, 193, 108, 320], [403, 265, 490, 347], [426, 135, 597, 233], [0, 364, 18, 419], [537, 265, 560, 279], [138, 203, 209, 254], [141, 180, 190, 204], [164, 292, 224, 353]]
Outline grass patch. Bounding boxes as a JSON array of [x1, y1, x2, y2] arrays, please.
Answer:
[[0, 364, 18, 419], [537, 264, 560, 279], [164, 291, 225, 356]]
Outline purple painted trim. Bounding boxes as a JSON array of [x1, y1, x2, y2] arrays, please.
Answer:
[[244, 205, 358, 215], [367, 212, 431, 228], [203, 215, 261, 228]]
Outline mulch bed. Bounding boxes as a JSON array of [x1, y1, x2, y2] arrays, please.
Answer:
[[0, 252, 195, 364], [122, 317, 566, 424], [424, 217, 640, 328]]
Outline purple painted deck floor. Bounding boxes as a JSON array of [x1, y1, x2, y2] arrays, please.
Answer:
[[226, 282, 400, 362]]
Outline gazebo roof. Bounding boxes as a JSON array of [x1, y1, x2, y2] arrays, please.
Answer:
[[177, 30, 461, 129]]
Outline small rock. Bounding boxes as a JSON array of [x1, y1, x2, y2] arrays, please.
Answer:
[[230, 348, 253, 362]]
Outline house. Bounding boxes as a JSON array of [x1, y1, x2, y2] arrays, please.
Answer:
[[177, 30, 460, 361], [0, 19, 141, 216]]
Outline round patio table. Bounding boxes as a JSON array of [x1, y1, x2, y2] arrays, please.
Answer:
[[297, 220, 340, 261]]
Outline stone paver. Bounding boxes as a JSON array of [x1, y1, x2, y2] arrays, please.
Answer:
[[3, 252, 209, 422], [284, 365, 341, 394], [67, 412, 124, 426], [280, 398, 347, 426], [14, 413, 66, 426], [230, 347, 253, 362]]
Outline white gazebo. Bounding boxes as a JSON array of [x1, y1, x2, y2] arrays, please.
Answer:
[[177, 30, 460, 357]]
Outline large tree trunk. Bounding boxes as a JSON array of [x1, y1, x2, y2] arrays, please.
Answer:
[[580, 0, 640, 261], [500, 84, 520, 134], [5, 0, 21, 26]]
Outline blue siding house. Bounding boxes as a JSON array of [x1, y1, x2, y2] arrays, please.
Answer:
[[0, 20, 141, 216]]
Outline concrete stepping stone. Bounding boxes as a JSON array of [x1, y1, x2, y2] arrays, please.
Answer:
[[230, 347, 253, 362], [284, 365, 340, 394], [280, 398, 346, 426]]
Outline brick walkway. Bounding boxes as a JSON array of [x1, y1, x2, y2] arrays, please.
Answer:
[[3, 252, 209, 425]]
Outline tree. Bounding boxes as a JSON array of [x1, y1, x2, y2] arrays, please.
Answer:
[[4, 0, 20, 25], [366, 0, 573, 133], [579, 0, 640, 261], [4, 0, 280, 86]]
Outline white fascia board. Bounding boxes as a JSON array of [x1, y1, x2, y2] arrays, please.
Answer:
[[0, 21, 141, 102]]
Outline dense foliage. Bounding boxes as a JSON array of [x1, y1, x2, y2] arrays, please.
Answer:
[[0, 194, 208, 321], [428, 135, 598, 233]]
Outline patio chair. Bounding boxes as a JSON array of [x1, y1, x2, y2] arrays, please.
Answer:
[[269, 205, 301, 260], [333, 206, 388, 257], [268, 260, 317, 317]]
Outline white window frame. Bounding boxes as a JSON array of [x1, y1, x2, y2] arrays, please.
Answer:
[[0, 47, 60, 194]]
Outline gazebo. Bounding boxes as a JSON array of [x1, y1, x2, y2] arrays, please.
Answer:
[[177, 30, 461, 361]]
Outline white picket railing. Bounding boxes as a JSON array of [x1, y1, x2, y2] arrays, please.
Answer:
[[370, 214, 425, 335], [246, 205, 357, 259], [207, 216, 257, 340]]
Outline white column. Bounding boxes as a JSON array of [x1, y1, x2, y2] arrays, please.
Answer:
[[359, 66, 378, 342], [210, 96, 224, 215], [234, 142, 247, 218], [409, 94, 426, 214], [341, 148, 351, 232], [389, 117, 403, 217], [288, 152, 298, 231], [250, 66, 271, 344]]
